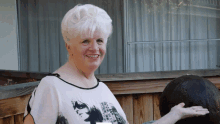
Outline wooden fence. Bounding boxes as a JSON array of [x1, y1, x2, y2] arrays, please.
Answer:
[[0, 93, 162, 124], [1, 75, 220, 124], [116, 93, 162, 124]]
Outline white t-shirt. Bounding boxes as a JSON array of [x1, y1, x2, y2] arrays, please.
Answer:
[[24, 74, 128, 124]]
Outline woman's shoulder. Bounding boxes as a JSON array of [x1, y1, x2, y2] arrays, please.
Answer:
[[42, 74, 59, 81], [38, 74, 61, 87], [97, 80, 112, 91]]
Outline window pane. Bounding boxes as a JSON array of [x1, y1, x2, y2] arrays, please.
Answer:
[[125, 0, 220, 72]]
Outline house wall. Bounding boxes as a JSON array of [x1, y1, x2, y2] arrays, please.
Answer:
[[0, 0, 18, 70], [17, 0, 124, 74]]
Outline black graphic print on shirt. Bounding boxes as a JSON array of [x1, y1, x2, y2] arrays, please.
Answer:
[[56, 114, 69, 124], [72, 101, 103, 124], [71, 101, 126, 124], [101, 102, 126, 124]]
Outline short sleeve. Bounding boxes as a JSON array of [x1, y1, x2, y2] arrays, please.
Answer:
[[24, 77, 59, 124]]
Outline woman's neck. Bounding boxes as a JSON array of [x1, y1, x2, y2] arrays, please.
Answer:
[[53, 62, 98, 88], [65, 61, 95, 80]]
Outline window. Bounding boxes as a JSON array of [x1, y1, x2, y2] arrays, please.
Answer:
[[124, 0, 220, 73]]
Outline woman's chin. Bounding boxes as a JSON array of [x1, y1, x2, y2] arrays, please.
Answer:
[[87, 64, 99, 71]]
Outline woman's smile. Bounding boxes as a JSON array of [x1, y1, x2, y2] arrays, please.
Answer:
[[86, 54, 100, 58]]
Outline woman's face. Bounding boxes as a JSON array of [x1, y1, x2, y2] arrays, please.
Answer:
[[67, 31, 107, 72]]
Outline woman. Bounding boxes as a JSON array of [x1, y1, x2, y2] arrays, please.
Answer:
[[23, 4, 208, 124], [144, 75, 219, 124]]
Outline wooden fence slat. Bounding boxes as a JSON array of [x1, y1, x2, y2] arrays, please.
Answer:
[[153, 93, 161, 120], [116, 95, 122, 105], [2, 116, 14, 124], [105, 77, 220, 95], [134, 94, 153, 124], [207, 77, 220, 88], [14, 113, 24, 124], [0, 118, 3, 124], [96, 69, 220, 81], [105, 79, 169, 95], [121, 95, 133, 124], [0, 94, 31, 118], [116, 95, 134, 124]]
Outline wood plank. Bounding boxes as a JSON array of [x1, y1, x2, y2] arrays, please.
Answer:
[[0, 69, 49, 85], [1, 68, 220, 82], [0, 76, 38, 87], [96, 69, 220, 81], [206, 77, 220, 88], [106, 76, 220, 95], [116, 95, 122, 105], [120, 95, 133, 124], [2, 116, 14, 124], [0, 118, 3, 124], [0, 94, 31, 119], [14, 113, 24, 124], [116, 95, 133, 124], [1, 76, 220, 101], [105, 79, 170, 95], [153, 93, 161, 120], [133, 94, 153, 124], [0, 81, 39, 100]]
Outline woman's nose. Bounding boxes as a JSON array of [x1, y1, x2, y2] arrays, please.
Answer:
[[89, 41, 99, 50]]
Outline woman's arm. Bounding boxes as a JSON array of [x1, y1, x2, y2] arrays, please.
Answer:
[[151, 110, 180, 124], [152, 103, 209, 124]]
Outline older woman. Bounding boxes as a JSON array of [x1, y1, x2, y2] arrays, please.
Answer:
[[23, 4, 209, 124]]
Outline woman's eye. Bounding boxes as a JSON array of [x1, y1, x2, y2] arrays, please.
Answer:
[[97, 39, 103, 44], [82, 40, 89, 44]]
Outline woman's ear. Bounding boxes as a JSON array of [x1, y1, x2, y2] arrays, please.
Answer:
[[65, 43, 71, 54], [65, 43, 71, 50]]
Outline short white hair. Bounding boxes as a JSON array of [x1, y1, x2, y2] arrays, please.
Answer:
[[61, 4, 113, 44]]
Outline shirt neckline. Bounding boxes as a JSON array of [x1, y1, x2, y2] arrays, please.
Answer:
[[48, 73, 100, 90]]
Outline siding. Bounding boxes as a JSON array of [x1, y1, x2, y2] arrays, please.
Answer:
[[124, 0, 220, 72]]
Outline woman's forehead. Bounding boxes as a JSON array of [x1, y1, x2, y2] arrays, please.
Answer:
[[80, 35, 107, 40], [80, 29, 108, 39]]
